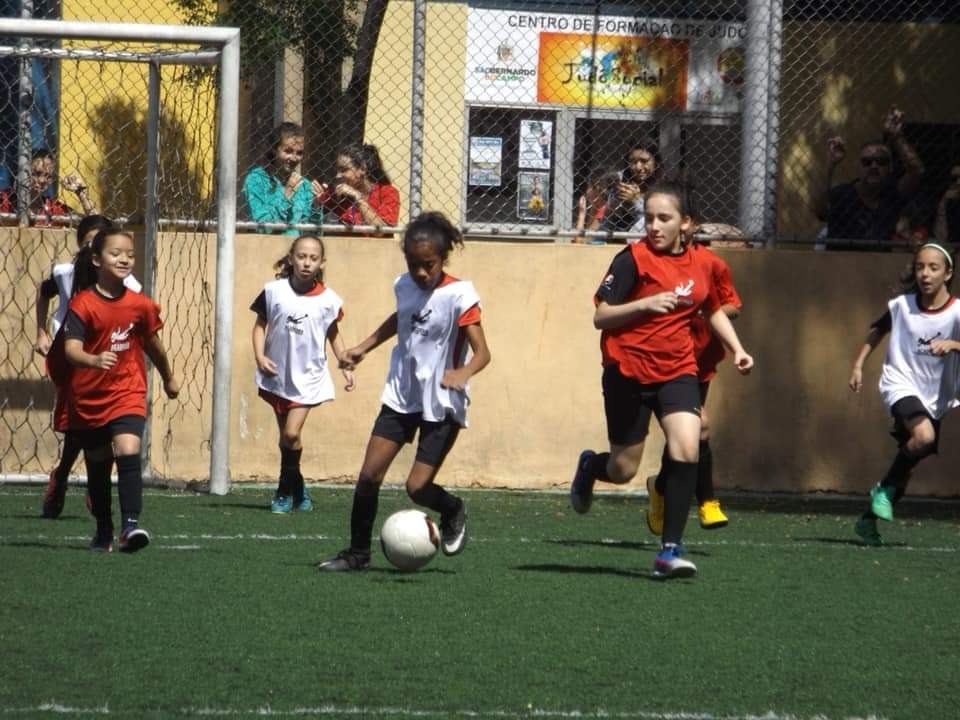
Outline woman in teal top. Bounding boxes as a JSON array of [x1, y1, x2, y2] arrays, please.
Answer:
[[242, 122, 323, 235]]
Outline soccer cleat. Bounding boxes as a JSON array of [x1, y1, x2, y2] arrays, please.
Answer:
[[699, 499, 729, 529], [316, 548, 371, 572], [294, 486, 313, 512], [90, 527, 114, 553], [270, 494, 293, 514], [855, 515, 883, 547], [870, 484, 895, 522], [570, 449, 596, 514], [646, 475, 664, 536], [652, 543, 697, 580], [118, 526, 150, 553], [41, 470, 67, 519], [440, 500, 468, 556]]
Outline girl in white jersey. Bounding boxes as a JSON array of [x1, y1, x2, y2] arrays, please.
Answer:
[[251, 235, 355, 514], [33, 215, 143, 519], [849, 242, 960, 546], [318, 212, 491, 571]]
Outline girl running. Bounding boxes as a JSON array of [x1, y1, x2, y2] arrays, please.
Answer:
[[62, 226, 178, 552], [35, 215, 142, 519], [317, 212, 491, 571], [646, 241, 743, 535], [251, 235, 355, 513], [848, 242, 960, 546], [569, 183, 754, 580]]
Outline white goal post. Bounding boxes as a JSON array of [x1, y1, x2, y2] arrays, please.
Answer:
[[0, 18, 239, 495]]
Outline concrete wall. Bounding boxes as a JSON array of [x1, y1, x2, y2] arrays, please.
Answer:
[[2, 226, 958, 496]]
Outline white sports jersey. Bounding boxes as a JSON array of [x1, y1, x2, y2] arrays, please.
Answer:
[[48, 262, 142, 334], [381, 273, 481, 426], [255, 278, 344, 405], [879, 293, 960, 419]]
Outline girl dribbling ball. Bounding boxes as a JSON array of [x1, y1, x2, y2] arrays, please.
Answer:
[[251, 235, 355, 513], [849, 242, 960, 545], [317, 212, 491, 571]]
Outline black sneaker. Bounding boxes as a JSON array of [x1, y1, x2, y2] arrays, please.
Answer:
[[440, 500, 467, 556], [316, 548, 371, 571], [41, 470, 67, 519], [118, 526, 151, 553]]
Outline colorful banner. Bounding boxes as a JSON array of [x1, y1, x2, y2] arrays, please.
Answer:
[[537, 33, 688, 110], [464, 7, 744, 114]]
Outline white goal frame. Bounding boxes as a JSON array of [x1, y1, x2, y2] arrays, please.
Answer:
[[0, 18, 239, 495]]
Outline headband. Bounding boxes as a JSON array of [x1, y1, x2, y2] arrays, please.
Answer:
[[919, 242, 954, 270]]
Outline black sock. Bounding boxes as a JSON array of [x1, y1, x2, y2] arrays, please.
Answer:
[[880, 449, 921, 502], [695, 440, 715, 505], [115, 454, 142, 529], [410, 484, 460, 517], [84, 454, 113, 528], [586, 452, 610, 482], [279, 446, 303, 498], [662, 460, 697, 545], [655, 447, 670, 494], [349, 482, 380, 553], [55, 432, 83, 485]]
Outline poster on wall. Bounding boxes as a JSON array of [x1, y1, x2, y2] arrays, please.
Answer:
[[517, 171, 549, 221], [464, 7, 744, 114], [468, 136, 503, 186], [518, 119, 552, 169]]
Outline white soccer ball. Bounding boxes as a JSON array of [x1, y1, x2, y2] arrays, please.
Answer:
[[380, 509, 440, 571]]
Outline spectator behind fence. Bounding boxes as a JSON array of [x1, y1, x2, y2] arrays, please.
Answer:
[[574, 167, 620, 243], [242, 122, 323, 236], [934, 163, 960, 246], [315, 143, 400, 233], [816, 105, 924, 249], [0, 149, 97, 225], [599, 138, 663, 238]]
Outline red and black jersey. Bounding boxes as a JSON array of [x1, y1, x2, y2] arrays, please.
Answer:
[[595, 241, 720, 383], [63, 287, 163, 428], [689, 244, 743, 382]]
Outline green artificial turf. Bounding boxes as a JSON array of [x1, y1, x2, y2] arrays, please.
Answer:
[[1, 485, 958, 719]]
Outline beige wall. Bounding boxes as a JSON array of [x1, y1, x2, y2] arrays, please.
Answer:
[[3, 226, 957, 496]]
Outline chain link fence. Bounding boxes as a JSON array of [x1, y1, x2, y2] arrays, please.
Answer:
[[2, 0, 960, 480]]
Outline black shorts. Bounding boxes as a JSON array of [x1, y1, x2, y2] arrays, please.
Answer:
[[602, 366, 701, 446], [371, 405, 461, 467], [74, 415, 146, 451], [890, 397, 941, 453]]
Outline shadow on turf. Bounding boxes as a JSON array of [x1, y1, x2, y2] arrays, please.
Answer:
[[204, 502, 275, 511], [795, 536, 909, 548], [514, 562, 653, 579], [717, 494, 960, 520], [0, 540, 88, 551], [545, 538, 711, 557]]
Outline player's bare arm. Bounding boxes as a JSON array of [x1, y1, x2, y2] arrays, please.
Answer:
[[708, 309, 753, 373], [252, 315, 278, 376], [343, 312, 398, 367], [327, 320, 356, 390], [849, 325, 887, 392], [64, 337, 116, 370], [441, 323, 491, 391], [593, 292, 678, 330], [145, 333, 179, 398]]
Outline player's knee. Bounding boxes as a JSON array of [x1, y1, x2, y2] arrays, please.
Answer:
[[607, 456, 638, 484], [908, 425, 937, 455], [279, 430, 301, 448], [357, 473, 383, 492]]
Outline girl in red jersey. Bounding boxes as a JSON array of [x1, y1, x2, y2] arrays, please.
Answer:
[[317, 212, 491, 571], [251, 235, 355, 514], [62, 227, 179, 552], [646, 242, 743, 535], [570, 183, 754, 579]]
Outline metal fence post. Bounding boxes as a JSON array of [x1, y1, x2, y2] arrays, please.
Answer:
[[739, 0, 783, 243], [408, 0, 426, 219], [141, 61, 160, 480], [15, 0, 33, 226]]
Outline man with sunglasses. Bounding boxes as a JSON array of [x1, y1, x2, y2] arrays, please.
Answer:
[[816, 105, 924, 249]]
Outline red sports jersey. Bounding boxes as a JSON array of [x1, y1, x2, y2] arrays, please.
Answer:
[[598, 241, 720, 383], [689, 245, 743, 382], [65, 288, 163, 428]]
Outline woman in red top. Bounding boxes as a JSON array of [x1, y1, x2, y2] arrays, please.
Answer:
[[63, 226, 179, 552], [314, 143, 400, 232], [570, 183, 754, 580]]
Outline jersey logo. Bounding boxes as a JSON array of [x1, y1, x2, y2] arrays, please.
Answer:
[[917, 331, 943, 355], [411, 308, 433, 325], [110, 322, 134, 352], [674, 279, 695, 307], [285, 313, 307, 336]]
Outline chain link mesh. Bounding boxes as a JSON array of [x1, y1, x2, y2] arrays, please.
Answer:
[[2, 1, 960, 479]]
